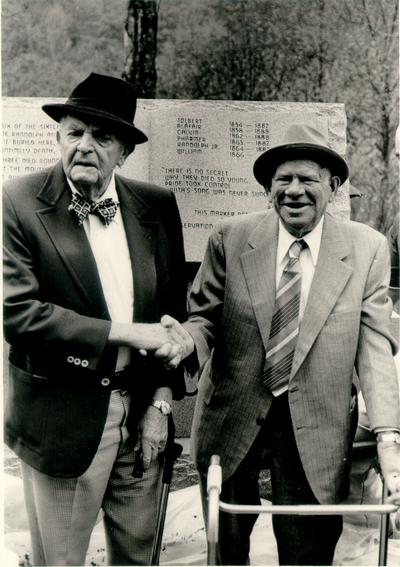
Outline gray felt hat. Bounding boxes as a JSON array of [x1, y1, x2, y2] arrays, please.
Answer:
[[253, 124, 349, 187]]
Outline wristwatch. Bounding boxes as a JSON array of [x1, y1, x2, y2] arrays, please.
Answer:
[[376, 431, 400, 444], [151, 399, 172, 416]]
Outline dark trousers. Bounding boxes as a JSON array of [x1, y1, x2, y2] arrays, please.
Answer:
[[200, 393, 343, 565]]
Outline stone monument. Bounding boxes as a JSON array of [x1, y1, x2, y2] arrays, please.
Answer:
[[2, 98, 349, 262], [2, 98, 350, 435]]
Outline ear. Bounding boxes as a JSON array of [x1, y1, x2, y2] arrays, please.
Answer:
[[118, 145, 131, 168], [329, 176, 340, 201], [264, 184, 272, 202], [117, 150, 128, 168]]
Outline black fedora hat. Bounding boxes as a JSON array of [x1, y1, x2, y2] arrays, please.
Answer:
[[42, 73, 148, 144], [253, 124, 349, 187]]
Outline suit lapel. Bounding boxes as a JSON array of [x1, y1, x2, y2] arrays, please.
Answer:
[[36, 163, 109, 316], [240, 211, 353, 379], [240, 211, 278, 350], [116, 177, 159, 322], [291, 215, 352, 378], [36, 167, 160, 322]]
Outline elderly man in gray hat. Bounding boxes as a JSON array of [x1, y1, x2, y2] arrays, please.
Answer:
[[3, 73, 187, 566], [156, 123, 400, 565]]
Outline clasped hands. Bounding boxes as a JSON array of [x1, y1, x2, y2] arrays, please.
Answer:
[[132, 314, 194, 369]]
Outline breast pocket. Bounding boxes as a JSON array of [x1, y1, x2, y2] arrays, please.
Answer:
[[323, 310, 360, 338], [325, 309, 360, 325], [320, 311, 360, 365]]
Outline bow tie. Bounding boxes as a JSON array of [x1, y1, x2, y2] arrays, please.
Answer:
[[68, 193, 118, 227]]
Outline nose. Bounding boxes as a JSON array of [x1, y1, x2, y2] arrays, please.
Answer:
[[285, 177, 305, 197], [77, 131, 94, 153]]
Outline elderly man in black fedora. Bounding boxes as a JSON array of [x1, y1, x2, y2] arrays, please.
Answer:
[[3, 73, 188, 566], [156, 123, 400, 565]]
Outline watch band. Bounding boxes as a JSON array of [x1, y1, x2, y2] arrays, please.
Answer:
[[376, 431, 400, 444], [151, 399, 172, 415]]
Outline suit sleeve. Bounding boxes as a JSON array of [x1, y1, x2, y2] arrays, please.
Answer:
[[150, 190, 189, 399], [3, 189, 111, 370], [356, 235, 400, 430], [184, 222, 226, 372], [158, 191, 188, 323]]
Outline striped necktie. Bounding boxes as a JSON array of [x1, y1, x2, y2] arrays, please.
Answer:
[[262, 239, 307, 394]]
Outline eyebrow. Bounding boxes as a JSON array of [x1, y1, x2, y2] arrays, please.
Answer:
[[92, 127, 112, 136], [63, 120, 85, 130], [64, 122, 113, 137], [274, 173, 319, 180]]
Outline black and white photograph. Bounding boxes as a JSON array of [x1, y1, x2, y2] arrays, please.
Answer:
[[2, 1, 400, 566]]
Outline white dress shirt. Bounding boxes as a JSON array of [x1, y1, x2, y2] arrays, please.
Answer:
[[276, 216, 324, 319], [68, 175, 134, 370], [272, 217, 324, 395]]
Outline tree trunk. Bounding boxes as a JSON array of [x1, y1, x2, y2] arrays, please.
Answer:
[[123, 0, 158, 98]]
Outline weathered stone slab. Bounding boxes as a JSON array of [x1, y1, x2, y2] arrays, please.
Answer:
[[2, 98, 349, 262]]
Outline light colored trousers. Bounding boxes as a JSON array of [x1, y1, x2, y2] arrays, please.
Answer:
[[21, 391, 163, 566]]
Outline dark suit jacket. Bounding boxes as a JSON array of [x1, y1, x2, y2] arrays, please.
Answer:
[[3, 161, 187, 477], [185, 210, 400, 503]]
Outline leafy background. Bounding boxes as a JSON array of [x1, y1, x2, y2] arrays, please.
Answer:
[[2, 0, 399, 233]]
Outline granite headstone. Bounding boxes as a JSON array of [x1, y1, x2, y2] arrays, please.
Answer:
[[2, 98, 350, 435]]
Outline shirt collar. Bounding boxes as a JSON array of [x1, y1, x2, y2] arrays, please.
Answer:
[[277, 216, 325, 268], [66, 173, 119, 203]]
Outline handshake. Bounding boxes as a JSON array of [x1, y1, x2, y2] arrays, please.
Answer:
[[109, 315, 195, 369]]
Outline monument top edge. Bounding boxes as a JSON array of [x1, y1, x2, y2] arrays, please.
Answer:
[[2, 97, 345, 110]]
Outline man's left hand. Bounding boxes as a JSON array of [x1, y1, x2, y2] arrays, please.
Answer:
[[155, 314, 195, 369], [135, 406, 168, 471], [377, 440, 400, 495]]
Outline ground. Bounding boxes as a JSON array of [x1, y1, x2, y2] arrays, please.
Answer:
[[4, 444, 272, 567]]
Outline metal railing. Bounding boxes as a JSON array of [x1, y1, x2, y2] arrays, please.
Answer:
[[207, 454, 400, 566]]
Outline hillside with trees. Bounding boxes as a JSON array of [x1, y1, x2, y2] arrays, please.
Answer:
[[2, 0, 398, 232]]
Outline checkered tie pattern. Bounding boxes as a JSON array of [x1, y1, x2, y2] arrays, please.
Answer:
[[68, 193, 118, 227], [262, 239, 307, 394]]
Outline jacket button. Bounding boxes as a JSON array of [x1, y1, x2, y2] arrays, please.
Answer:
[[101, 378, 110, 387], [74, 358, 81, 366], [81, 360, 88, 367], [67, 356, 74, 363]]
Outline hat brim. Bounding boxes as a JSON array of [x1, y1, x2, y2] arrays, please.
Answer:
[[42, 103, 148, 144], [253, 143, 349, 187]]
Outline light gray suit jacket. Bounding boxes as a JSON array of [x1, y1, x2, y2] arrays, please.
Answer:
[[185, 210, 400, 503]]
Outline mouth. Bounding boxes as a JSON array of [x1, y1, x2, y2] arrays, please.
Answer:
[[73, 161, 96, 168], [281, 202, 312, 210]]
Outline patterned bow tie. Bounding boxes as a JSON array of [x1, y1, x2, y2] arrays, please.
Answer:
[[68, 193, 118, 227]]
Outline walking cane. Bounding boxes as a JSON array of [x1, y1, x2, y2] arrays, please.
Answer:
[[150, 415, 183, 565]]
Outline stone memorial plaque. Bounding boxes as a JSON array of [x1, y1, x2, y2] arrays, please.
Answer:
[[2, 98, 349, 261]]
